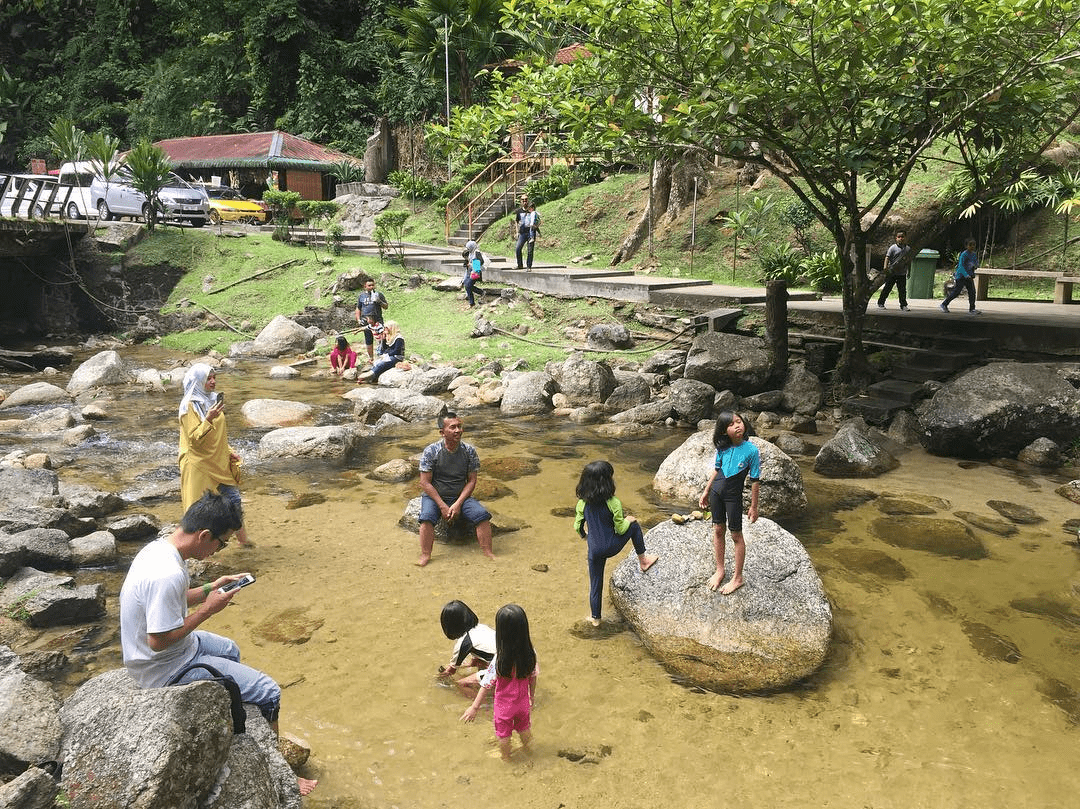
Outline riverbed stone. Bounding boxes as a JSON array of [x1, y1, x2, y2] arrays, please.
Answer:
[[70, 530, 117, 567], [962, 620, 1022, 664], [669, 377, 715, 423], [0, 764, 58, 807], [23, 406, 75, 433], [683, 332, 772, 394], [954, 511, 1019, 537], [63, 423, 97, 446], [640, 349, 687, 378], [653, 430, 807, 517], [0, 467, 59, 507], [104, 514, 161, 542], [347, 387, 448, 423], [919, 362, 1080, 458], [80, 403, 109, 420], [0, 382, 71, 410], [547, 353, 617, 406], [0, 567, 105, 626], [876, 496, 942, 515], [399, 496, 523, 540], [240, 399, 315, 427], [813, 418, 900, 477], [586, 323, 632, 350], [781, 362, 825, 415], [370, 458, 415, 483], [407, 366, 462, 395], [604, 373, 652, 412], [609, 518, 831, 693], [608, 399, 673, 425], [0, 647, 62, 780], [66, 350, 131, 394], [0, 529, 73, 575], [1056, 480, 1080, 505], [740, 389, 783, 411], [268, 365, 301, 380], [831, 547, 909, 581], [237, 314, 317, 357], [500, 371, 556, 416], [774, 432, 808, 456], [871, 516, 988, 559], [1017, 437, 1062, 468], [258, 425, 366, 460], [59, 483, 125, 519], [987, 500, 1044, 525]]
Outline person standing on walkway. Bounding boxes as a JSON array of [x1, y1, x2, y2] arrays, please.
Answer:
[[877, 230, 913, 311], [940, 238, 981, 314], [514, 199, 540, 270], [354, 278, 389, 364], [461, 240, 487, 308]]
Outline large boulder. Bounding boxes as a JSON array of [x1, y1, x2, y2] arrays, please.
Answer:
[[610, 519, 831, 692], [59, 483, 125, 519], [653, 430, 807, 517], [0, 647, 62, 779], [500, 371, 556, 416], [22, 407, 75, 433], [604, 372, 653, 412], [406, 367, 462, 395], [59, 668, 302, 809], [346, 387, 447, 423], [919, 362, 1080, 458], [609, 399, 674, 425], [0, 382, 71, 410], [240, 399, 315, 428], [0, 468, 59, 511], [547, 353, 617, 406], [0, 528, 72, 575], [399, 496, 524, 541], [66, 351, 131, 395], [683, 332, 772, 394], [781, 362, 825, 415], [258, 425, 365, 460], [814, 418, 901, 477], [236, 315, 316, 358], [0, 568, 105, 627], [668, 378, 715, 423]]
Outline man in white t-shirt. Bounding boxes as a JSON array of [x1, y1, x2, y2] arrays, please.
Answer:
[[119, 491, 317, 795]]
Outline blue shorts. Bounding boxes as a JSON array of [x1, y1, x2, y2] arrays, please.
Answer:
[[217, 484, 244, 523], [419, 494, 491, 525]]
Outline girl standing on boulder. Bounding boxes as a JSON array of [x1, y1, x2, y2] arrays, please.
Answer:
[[177, 363, 252, 547], [574, 460, 659, 626], [699, 411, 760, 594]]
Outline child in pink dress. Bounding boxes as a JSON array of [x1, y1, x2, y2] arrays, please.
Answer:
[[460, 603, 538, 761]]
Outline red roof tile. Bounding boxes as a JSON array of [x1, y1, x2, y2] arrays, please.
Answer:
[[154, 131, 359, 168], [554, 44, 592, 65]]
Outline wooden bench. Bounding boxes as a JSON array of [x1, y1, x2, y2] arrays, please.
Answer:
[[1055, 276, 1077, 304], [972, 268, 1064, 301]]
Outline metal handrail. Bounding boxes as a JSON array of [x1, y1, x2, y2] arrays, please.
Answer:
[[443, 134, 554, 242]]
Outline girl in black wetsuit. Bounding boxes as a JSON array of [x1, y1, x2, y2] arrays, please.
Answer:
[[573, 460, 659, 626]]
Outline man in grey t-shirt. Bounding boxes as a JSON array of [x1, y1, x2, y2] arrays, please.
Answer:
[[877, 230, 913, 310], [416, 412, 494, 566]]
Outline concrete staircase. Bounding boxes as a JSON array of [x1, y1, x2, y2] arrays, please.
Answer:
[[447, 189, 519, 247], [841, 334, 993, 424]]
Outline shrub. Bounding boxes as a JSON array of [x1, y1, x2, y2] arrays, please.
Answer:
[[571, 160, 606, 186], [326, 222, 344, 255], [373, 209, 410, 264], [800, 249, 843, 293], [525, 164, 571, 205], [756, 242, 803, 285], [329, 159, 364, 184], [388, 170, 437, 200]]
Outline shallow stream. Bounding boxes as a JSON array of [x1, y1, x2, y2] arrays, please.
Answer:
[[5, 346, 1080, 808]]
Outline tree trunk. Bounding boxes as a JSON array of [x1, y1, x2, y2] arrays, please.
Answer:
[[611, 153, 711, 265], [836, 238, 874, 390]]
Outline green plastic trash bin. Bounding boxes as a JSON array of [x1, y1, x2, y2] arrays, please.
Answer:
[[908, 249, 939, 299]]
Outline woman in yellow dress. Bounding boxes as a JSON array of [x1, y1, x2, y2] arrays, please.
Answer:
[[177, 363, 252, 546]]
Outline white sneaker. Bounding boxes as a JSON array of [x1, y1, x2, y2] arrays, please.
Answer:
[[939, 302, 949, 312], [968, 309, 982, 315], [900, 305, 910, 311]]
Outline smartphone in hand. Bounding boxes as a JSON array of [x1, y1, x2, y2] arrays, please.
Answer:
[[218, 573, 254, 594]]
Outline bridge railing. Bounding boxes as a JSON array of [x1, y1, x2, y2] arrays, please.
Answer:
[[0, 173, 78, 220]]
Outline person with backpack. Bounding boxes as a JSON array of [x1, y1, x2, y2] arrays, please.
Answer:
[[461, 240, 488, 307], [513, 198, 541, 269]]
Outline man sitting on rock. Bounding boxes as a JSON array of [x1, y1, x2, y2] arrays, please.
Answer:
[[119, 491, 317, 796], [416, 411, 495, 566]]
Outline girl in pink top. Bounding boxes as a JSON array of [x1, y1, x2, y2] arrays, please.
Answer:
[[329, 335, 357, 377], [461, 603, 538, 761]]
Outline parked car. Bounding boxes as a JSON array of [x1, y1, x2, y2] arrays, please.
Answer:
[[90, 167, 209, 227], [56, 161, 100, 220], [205, 186, 269, 225], [0, 174, 59, 218]]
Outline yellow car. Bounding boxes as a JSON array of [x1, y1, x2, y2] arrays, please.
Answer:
[[206, 187, 269, 225]]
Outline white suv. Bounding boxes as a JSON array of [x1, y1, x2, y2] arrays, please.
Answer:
[[91, 166, 209, 227]]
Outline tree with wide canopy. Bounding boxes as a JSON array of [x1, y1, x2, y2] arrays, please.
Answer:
[[442, 0, 1080, 385]]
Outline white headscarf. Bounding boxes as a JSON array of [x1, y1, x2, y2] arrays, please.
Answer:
[[178, 363, 216, 419], [465, 240, 479, 263]]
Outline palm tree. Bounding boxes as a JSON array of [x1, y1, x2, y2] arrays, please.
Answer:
[[126, 140, 174, 231]]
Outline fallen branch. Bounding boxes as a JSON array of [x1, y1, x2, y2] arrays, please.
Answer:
[[207, 259, 303, 295], [198, 303, 253, 337]]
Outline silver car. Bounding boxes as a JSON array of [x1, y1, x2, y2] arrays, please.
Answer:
[[91, 167, 209, 227]]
